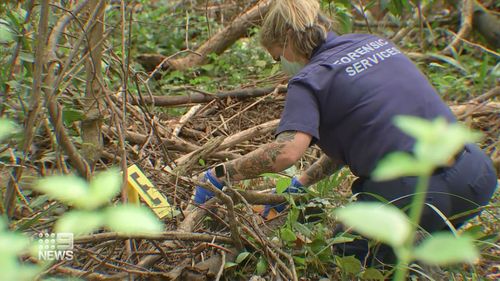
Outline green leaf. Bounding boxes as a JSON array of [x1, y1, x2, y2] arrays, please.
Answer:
[[335, 202, 410, 247], [0, 232, 30, 256], [260, 173, 284, 179], [0, 22, 15, 44], [19, 51, 34, 63], [55, 211, 104, 236], [394, 116, 435, 141], [426, 53, 467, 74], [29, 195, 49, 209], [294, 222, 312, 237], [327, 235, 355, 245], [279, 228, 297, 242], [414, 233, 479, 265], [394, 116, 481, 169], [235, 251, 250, 264], [371, 152, 428, 181], [0, 119, 18, 142], [256, 256, 267, 275], [293, 256, 305, 266], [360, 268, 385, 280], [224, 261, 238, 269], [62, 109, 85, 126], [11, 265, 40, 281], [415, 123, 481, 168], [276, 177, 292, 194], [336, 255, 362, 275], [87, 168, 122, 209], [104, 205, 163, 234], [35, 175, 89, 208]]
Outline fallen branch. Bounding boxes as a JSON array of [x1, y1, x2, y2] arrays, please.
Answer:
[[74, 231, 233, 244], [131, 85, 286, 107], [173, 136, 225, 175], [102, 125, 240, 160], [45, 265, 114, 281], [173, 119, 280, 167], [149, 0, 271, 71], [471, 86, 500, 103], [218, 119, 279, 151], [450, 101, 500, 119]]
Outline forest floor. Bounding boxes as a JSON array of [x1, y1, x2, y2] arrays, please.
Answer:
[[1, 0, 499, 280]]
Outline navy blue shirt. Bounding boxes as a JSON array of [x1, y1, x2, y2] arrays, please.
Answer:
[[276, 33, 456, 177]]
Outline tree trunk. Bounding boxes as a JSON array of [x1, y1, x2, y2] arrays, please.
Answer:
[[81, 0, 106, 167]]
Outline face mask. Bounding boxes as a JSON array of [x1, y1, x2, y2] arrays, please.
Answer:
[[280, 55, 304, 76]]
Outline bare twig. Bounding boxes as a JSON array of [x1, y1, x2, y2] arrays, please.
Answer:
[[192, 179, 244, 250], [173, 104, 203, 137], [443, 0, 474, 54], [214, 250, 226, 281]]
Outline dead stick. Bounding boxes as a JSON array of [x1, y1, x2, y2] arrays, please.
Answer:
[[443, 0, 474, 54], [173, 104, 203, 136], [194, 180, 244, 250], [218, 119, 279, 151], [131, 86, 286, 107], [74, 231, 233, 244]]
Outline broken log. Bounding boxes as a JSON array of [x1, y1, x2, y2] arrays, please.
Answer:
[[131, 85, 286, 107], [137, 0, 271, 72]]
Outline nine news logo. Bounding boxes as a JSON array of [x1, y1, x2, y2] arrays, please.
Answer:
[[36, 232, 74, 261]]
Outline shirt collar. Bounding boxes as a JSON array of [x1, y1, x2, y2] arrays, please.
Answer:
[[310, 31, 338, 59]]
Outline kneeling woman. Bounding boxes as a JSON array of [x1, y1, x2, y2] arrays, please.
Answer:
[[193, 0, 498, 265]]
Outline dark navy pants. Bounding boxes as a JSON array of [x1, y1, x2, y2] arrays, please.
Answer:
[[335, 144, 498, 265]]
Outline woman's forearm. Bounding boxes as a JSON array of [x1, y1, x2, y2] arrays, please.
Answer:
[[298, 154, 343, 186], [216, 131, 307, 182]]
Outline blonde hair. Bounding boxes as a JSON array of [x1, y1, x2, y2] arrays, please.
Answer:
[[260, 0, 332, 58]]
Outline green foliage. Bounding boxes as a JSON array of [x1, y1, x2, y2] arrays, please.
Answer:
[[275, 177, 292, 194], [55, 210, 105, 235], [413, 233, 479, 265], [62, 109, 85, 126], [256, 256, 268, 275], [322, 0, 353, 33], [34, 169, 163, 236], [0, 19, 16, 44], [235, 251, 251, 264], [104, 205, 163, 234], [372, 116, 481, 180], [335, 255, 362, 276], [279, 227, 297, 242], [36, 169, 121, 210], [336, 116, 482, 280], [0, 118, 18, 141], [336, 202, 410, 247], [0, 218, 41, 281], [360, 267, 385, 280]]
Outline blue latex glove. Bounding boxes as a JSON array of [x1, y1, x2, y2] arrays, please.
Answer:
[[193, 170, 224, 204], [262, 177, 305, 218]]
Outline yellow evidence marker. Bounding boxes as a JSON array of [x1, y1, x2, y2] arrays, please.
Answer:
[[126, 164, 178, 219]]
